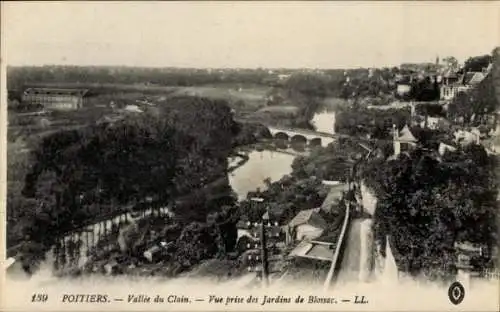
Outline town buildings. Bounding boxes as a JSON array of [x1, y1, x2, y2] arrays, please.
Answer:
[[439, 64, 491, 102]]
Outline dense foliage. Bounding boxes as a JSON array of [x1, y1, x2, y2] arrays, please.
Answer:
[[240, 176, 327, 224], [408, 76, 440, 102], [239, 137, 369, 224], [340, 67, 398, 99], [9, 96, 241, 272], [335, 106, 411, 139], [463, 55, 492, 73], [362, 145, 498, 279]]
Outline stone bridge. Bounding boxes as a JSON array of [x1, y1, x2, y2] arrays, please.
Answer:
[[267, 126, 336, 148]]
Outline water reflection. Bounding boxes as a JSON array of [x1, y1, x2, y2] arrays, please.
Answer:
[[228, 150, 296, 201], [311, 110, 336, 134], [229, 111, 335, 201]]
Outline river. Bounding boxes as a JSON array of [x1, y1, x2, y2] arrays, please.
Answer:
[[228, 110, 336, 200], [52, 110, 337, 269], [6, 111, 337, 282]]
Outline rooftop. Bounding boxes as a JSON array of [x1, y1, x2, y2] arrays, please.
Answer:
[[397, 125, 418, 143], [288, 240, 335, 261], [24, 87, 89, 96], [288, 208, 327, 229]]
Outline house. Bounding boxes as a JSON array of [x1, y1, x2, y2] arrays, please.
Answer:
[[287, 239, 335, 262], [462, 71, 486, 86], [22, 88, 89, 110], [123, 105, 143, 113], [278, 74, 291, 81], [395, 75, 413, 97], [284, 208, 327, 244], [235, 235, 259, 254], [441, 69, 461, 85], [393, 124, 418, 156], [439, 64, 491, 101], [235, 218, 284, 253], [440, 84, 470, 101], [454, 241, 488, 272]]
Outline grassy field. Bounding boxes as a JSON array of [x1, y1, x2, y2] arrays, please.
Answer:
[[167, 85, 270, 110]]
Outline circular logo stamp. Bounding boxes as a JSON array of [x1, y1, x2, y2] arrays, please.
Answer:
[[448, 281, 465, 305]]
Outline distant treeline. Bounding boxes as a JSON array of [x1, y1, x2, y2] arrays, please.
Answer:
[[7, 66, 306, 90], [7, 65, 400, 100]]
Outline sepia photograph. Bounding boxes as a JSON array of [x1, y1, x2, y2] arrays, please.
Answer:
[[1, 1, 499, 311]]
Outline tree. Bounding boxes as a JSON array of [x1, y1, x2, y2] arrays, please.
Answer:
[[365, 146, 497, 278], [282, 73, 330, 129], [442, 56, 459, 72], [464, 55, 492, 73]]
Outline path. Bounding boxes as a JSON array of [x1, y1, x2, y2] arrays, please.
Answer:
[[335, 218, 362, 284]]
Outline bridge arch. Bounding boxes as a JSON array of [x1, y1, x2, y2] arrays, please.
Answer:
[[309, 138, 322, 148], [274, 132, 290, 141], [290, 134, 308, 146]]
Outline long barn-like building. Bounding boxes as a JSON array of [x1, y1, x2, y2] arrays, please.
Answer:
[[22, 88, 89, 110]]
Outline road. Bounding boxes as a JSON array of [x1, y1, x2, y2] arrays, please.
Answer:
[[335, 218, 362, 284]]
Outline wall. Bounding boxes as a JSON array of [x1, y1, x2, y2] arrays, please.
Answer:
[[359, 218, 374, 282], [360, 182, 377, 216], [359, 181, 400, 283]]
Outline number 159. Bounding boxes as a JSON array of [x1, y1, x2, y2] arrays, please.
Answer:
[[31, 294, 48, 303]]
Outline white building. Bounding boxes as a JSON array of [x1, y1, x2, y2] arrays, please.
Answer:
[[440, 85, 471, 101]]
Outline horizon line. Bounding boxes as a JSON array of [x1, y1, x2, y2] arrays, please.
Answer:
[[5, 62, 440, 71]]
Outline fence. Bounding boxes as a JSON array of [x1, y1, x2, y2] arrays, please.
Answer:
[[323, 200, 351, 290], [481, 269, 500, 280]]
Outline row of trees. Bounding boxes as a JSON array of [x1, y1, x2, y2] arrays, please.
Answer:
[[7, 66, 286, 90]]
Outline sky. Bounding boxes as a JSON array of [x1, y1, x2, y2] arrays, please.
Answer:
[[2, 1, 499, 69]]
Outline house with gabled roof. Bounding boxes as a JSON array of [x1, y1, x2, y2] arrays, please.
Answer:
[[463, 71, 486, 86], [284, 208, 327, 244], [393, 124, 418, 156]]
